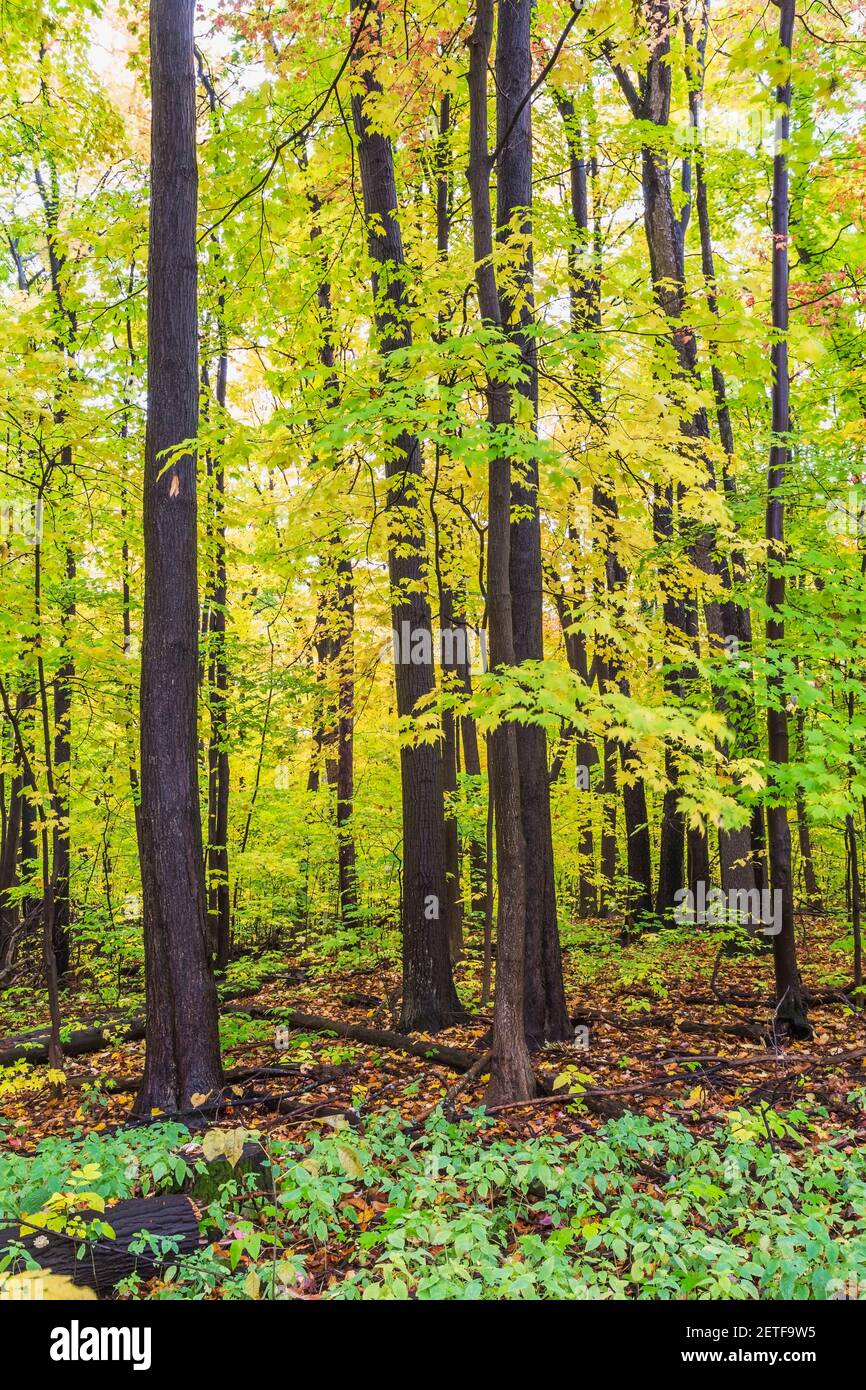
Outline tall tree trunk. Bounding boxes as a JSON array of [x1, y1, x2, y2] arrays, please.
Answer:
[[437, 577, 464, 961], [794, 693, 822, 912], [0, 675, 62, 1068], [550, 582, 599, 914], [557, 94, 653, 919], [467, 0, 535, 1104], [33, 535, 65, 1045], [764, 0, 808, 1037], [35, 151, 75, 977], [432, 98, 463, 962], [683, 6, 761, 898], [204, 349, 230, 972], [17, 671, 36, 926], [599, 733, 618, 913], [350, 0, 460, 1031], [199, 56, 232, 973], [608, 4, 719, 916], [496, 0, 570, 1046], [135, 0, 223, 1115], [0, 711, 23, 973], [455, 597, 490, 935], [432, 93, 489, 938], [846, 811, 862, 990], [333, 550, 358, 921], [309, 536, 359, 924], [51, 537, 74, 976]]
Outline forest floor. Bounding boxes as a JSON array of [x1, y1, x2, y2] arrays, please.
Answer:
[[2, 914, 865, 1299]]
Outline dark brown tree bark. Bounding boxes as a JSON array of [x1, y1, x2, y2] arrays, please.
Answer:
[[496, 0, 570, 1046], [350, 0, 460, 1031], [467, 0, 535, 1105], [135, 0, 223, 1115], [764, 0, 808, 1036], [0, 1195, 201, 1296]]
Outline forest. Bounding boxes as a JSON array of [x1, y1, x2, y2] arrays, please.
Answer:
[[0, 0, 865, 1321]]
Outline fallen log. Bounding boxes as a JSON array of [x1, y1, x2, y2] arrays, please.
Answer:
[[0, 1005, 483, 1074], [64, 1062, 306, 1096], [238, 1006, 482, 1072], [0, 1194, 202, 1296], [0, 1017, 145, 1067], [571, 1007, 675, 1032], [678, 1020, 768, 1043]]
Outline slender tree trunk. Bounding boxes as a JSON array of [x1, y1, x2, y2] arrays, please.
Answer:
[[333, 551, 358, 921], [438, 579, 464, 960], [496, 0, 569, 1046], [481, 750, 494, 1007], [557, 94, 654, 919], [683, 7, 761, 897], [622, 771, 653, 916], [135, 0, 223, 1115], [600, 733, 618, 912], [765, 0, 808, 1036], [0, 703, 23, 972], [350, 0, 460, 1031], [846, 812, 862, 990], [121, 487, 141, 825], [609, 5, 722, 916], [309, 537, 359, 924], [51, 537, 74, 977], [0, 676, 62, 1068], [468, 0, 535, 1104], [34, 152, 75, 977], [455, 600, 490, 933], [432, 107, 464, 962], [0, 656, 33, 973], [17, 672, 36, 925], [552, 102, 597, 917], [121, 278, 142, 832], [794, 695, 822, 912], [199, 64, 232, 973], [795, 792, 822, 912], [33, 536, 65, 1047], [205, 364, 230, 972]]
